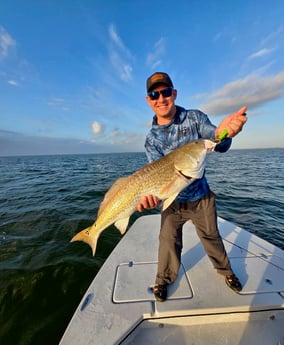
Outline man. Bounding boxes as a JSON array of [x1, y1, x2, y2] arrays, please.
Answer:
[[137, 72, 247, 302]]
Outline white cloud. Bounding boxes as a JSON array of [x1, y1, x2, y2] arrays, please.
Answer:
[[213, 30, 237, 44], [200, 71, 284, 115], [0, 26, 16, 60], [92, 121, 104, 135], [108, 24, 133, 82], [110, 128, 120, 137], [248, 48, 275, 60], [47, 97, 65, 106], [107, 130, 144, 149], [121, 64, 132, 82], [47, 97, 70, 111], [109, 24, 131, 57], [261, 25, 284, 46], [146, 37, 166, 69], [109, 50, 133, 82], [8, 79, 19, 86]]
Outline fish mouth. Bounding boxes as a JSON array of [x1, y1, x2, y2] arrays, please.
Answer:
[[178, 170, 192, 179]]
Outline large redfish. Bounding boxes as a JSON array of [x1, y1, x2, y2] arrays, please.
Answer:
[[71, 139, 216, 255]]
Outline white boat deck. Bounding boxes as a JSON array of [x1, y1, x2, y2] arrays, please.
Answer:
[[60, 215, 284, 345]]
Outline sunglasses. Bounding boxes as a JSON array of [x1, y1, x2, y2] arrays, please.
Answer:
[[148, 87, 173, 100]]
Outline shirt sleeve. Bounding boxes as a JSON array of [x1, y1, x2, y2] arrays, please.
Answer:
[[215, 137, 232, 152]]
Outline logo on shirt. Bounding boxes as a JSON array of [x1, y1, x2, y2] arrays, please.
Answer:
[[180, 127, 191, 136]]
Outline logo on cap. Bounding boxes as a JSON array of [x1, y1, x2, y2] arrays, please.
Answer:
[[146, 72, 173, 92]]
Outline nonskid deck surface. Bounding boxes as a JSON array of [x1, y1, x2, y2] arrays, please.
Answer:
[[120, 310, 284, 345], [60, 215, 284, 345]]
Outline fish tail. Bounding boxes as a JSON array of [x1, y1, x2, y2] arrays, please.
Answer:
[[70, 226, 98, 256]]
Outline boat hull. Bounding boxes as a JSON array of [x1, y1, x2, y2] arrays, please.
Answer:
[[60, 215, 284, 345]]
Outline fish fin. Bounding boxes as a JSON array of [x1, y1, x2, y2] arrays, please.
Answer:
[[114, 217, 130, 235], [98, 177, 128, 216], [70, 226, 98, 256], [159, 172, 196, 211], [161, 193, 180, 211], [159, 173, 190, 199]]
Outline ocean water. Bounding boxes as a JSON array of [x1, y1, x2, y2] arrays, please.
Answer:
[[0, 148, 283, 344]]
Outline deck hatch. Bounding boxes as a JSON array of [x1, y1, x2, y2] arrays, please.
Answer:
[[231, 256, 284, 294], [113, 261, 193, 303]]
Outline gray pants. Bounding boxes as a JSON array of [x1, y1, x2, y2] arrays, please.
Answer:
[[155, 191, 233, 285]]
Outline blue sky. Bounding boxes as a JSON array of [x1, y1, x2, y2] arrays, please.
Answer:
[[0, 0, 284, 156]]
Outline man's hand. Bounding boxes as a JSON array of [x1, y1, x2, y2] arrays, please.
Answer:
[[137, 195, 160, 212], [215, 106, 248, 139]]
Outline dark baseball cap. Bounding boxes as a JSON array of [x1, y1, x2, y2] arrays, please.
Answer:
[[146, 72, 173, 92]]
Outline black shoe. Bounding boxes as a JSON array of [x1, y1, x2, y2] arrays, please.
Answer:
[[153, 284, 167, 302], [225, 274, 242, 292]]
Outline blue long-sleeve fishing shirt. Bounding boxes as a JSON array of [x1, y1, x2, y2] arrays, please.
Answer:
[[144, 106, 232, 202]]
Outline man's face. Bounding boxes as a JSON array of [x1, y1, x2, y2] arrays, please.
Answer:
[[146, 84, 177, 125]]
